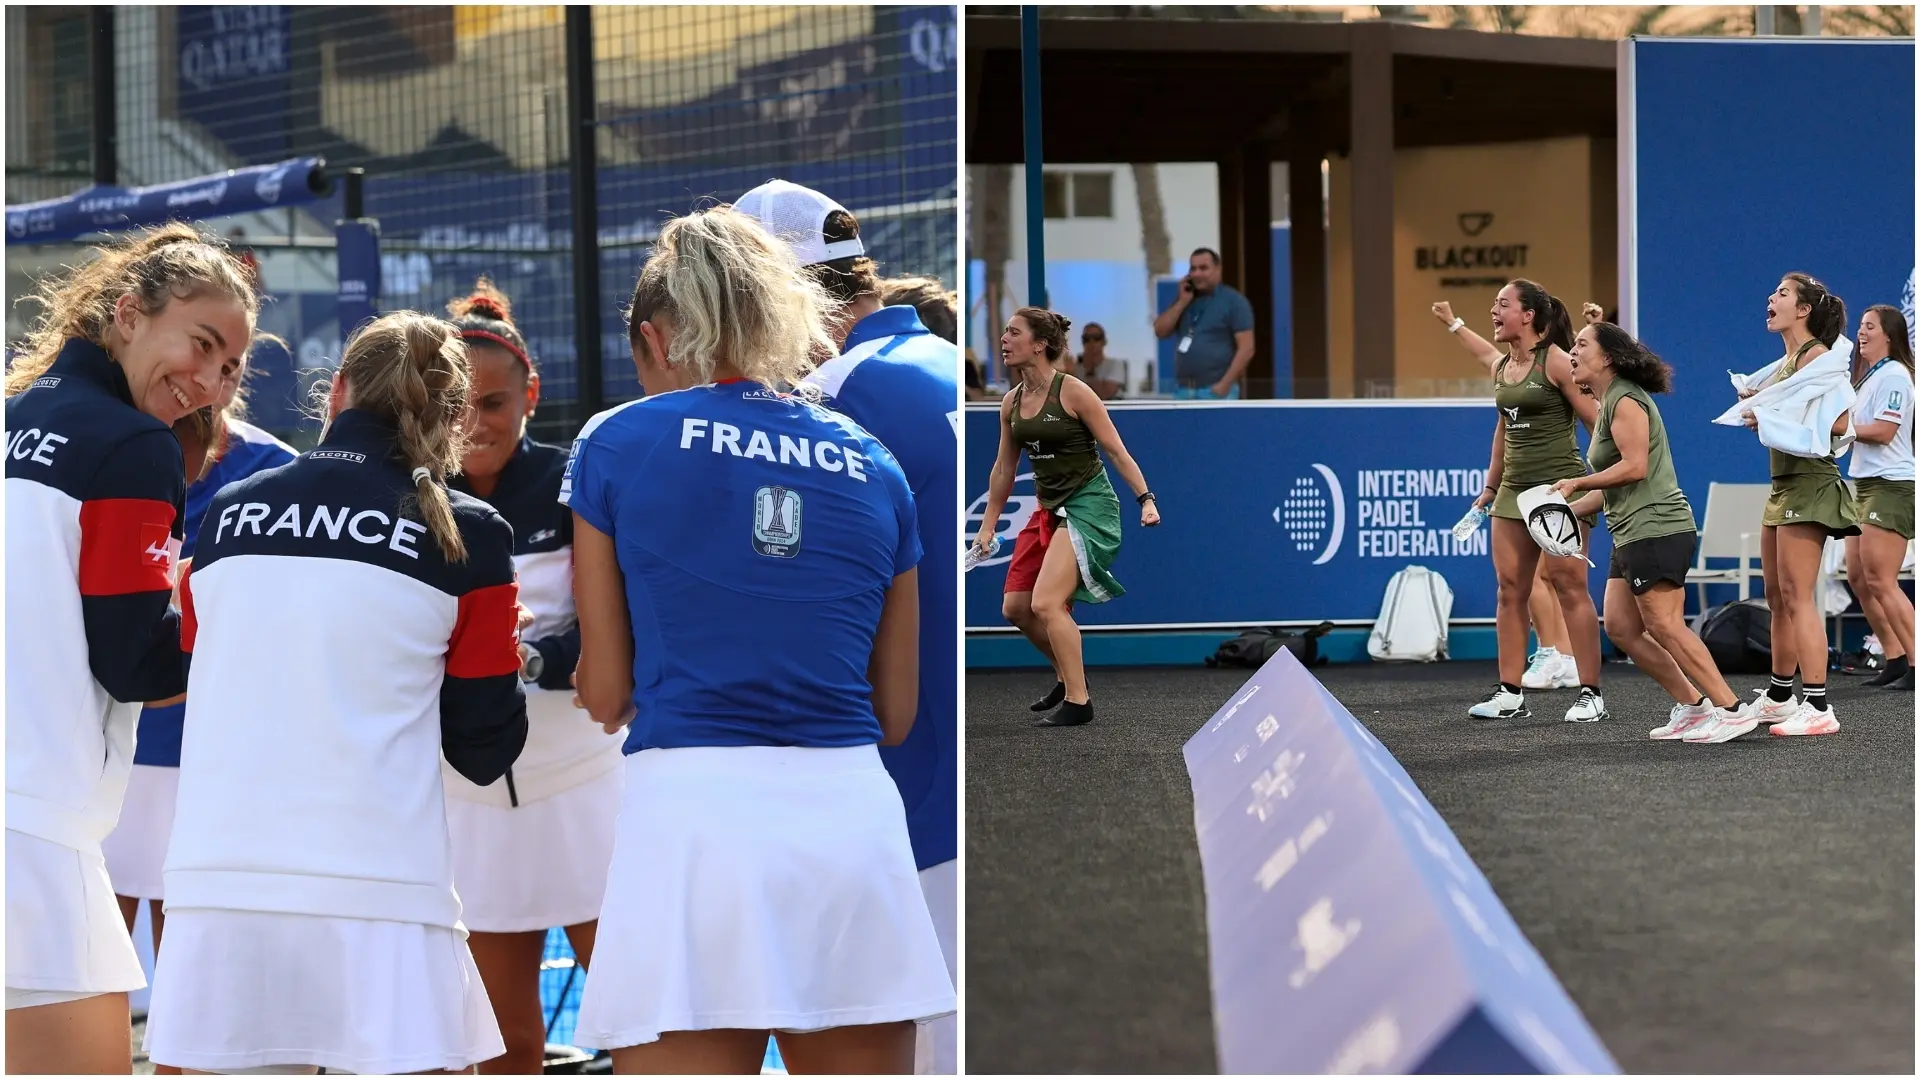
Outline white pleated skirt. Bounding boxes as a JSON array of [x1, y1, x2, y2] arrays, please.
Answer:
[[143, 909, 504, 1074], [575, 745, 956, 1050], [444, 762, 622, 933], [5, 829, 146, 1008], [102, 764, 180, 901]]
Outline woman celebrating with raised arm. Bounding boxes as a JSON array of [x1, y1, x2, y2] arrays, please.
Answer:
[[441, 279, 626, 1074], [1551, 322, 1754, 743], [564, 206, 952, 1075], [1726, 273, 1860, 736], [5, 224, 256, 1074], [1431, 296, 1582, 693], [974, 308, 1159, 729], [1844, 304, 1914, 691], [144, 312, 529, 1074], [1450, 280, 1607, 724]]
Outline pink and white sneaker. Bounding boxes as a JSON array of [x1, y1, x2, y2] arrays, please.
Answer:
[[1685, 702, 1760, 744], [1650, 702, 1715, 741], [1770, 703, 1841, 737]]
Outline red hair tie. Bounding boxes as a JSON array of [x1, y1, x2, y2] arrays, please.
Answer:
[[460, 328, 531, 374]]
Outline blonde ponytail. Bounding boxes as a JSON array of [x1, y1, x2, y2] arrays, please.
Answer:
[[625, 206, 841, 392], [327, 312, 473, 562]]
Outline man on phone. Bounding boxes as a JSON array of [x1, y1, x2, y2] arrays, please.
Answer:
[[1152, 247, 1255, 399]]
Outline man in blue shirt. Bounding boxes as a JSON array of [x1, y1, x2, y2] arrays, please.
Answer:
[[1152, 246, 1256, 398], [736, 179, 958, 1076]]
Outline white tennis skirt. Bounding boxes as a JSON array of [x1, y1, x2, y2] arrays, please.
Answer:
[[142, 909, 504, 1074], [445, 762, 622, 934], [101, 764, 180, 901], [574, 745, 956, 1050], [5, 829, 146, 1008]]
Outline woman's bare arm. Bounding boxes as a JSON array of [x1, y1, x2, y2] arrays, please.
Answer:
[[868, 569, 919, 746], [570, 514, 635, 734]]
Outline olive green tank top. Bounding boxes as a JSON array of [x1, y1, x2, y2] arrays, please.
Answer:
[[1493, 343, 1584, 488], [1588, 377, 1694, 545], [1009, 372, 1104, 510], [1766, 338, 1842, 480]]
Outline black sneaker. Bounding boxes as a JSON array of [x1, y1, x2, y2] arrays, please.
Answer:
[[1867, 657, 1910, 687], [1035, 699, 1094, 727], [1029, 680, 1066, 712]]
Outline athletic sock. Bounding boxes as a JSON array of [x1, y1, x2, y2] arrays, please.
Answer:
[[1767, 674, 1795, 702], [1581, 684, 1601, 696], [1804, 683, 1828, 713], [1500, 682, 1521, 695], [1889, 655, 1911, 676], [1695, 696, 1710, 708]]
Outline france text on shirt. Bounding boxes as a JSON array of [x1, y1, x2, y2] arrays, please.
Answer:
[[677, 417, 874, 482]]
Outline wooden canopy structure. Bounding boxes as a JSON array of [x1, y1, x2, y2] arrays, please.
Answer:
[[966, 13, 1617, 396]]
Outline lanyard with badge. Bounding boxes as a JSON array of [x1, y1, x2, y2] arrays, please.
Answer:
[[1178, 294, 1211, 356], [1855, 357, 1894, 390]]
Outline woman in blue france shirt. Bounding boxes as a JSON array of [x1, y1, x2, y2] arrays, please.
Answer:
[[563, 206, 953, 1074]]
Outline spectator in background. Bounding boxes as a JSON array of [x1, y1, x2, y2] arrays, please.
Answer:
[[965, 348, 992, 401], [1077, 322, 1122, 400], [881, 276, 958, 344], [1152, 248, 1253, 399]]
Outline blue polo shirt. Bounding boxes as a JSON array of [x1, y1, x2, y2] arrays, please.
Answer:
[[562, 379, 920, 753], [135, 419, 297, 768], [1175, 284, 1254, 386], [808, 305, 960, 871]]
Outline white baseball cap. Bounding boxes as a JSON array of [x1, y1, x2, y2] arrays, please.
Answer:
[[1515, 485, 1594, 565], [734, 179, 866, 267]]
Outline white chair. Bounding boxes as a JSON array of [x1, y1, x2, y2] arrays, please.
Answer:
[[1685, 482, 1773, 610]]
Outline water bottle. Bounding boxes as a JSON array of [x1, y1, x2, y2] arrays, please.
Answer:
[[1451, 504, 1488, 544]]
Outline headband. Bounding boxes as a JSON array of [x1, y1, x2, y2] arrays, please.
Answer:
[[460, 328, 531, 374]]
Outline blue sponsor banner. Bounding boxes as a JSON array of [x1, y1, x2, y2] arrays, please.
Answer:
[[176, 6, 291, 165], [5, 158, 328, 246], [1629, 39, 1915, 506], [1184, 648, 1618, 1074], [965, 402, 1553, 628], [334, 220, 381, 342]]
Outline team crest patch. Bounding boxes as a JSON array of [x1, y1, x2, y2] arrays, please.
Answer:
[[753, 485, 802, 558]]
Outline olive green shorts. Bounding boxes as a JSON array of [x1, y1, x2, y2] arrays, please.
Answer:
[[1852, 476, 1914, 540], [1763, 471, 1860, 537]]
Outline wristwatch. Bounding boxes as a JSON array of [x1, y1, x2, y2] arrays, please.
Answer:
[[519, 643, 545, 684]]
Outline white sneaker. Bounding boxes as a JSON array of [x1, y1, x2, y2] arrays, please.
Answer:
[[1521, 648, 1564, 690], [1563, 687, 1608, 723], [1550, 653, 1581, 689], [1468, 685, 1529, 719], [1650, 701, 1715, 740], [1685, 702, 1762, 744], [1769, 702, 1841, 737]]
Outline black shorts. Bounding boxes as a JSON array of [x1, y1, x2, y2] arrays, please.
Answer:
[[1608, 531, 1697, 595]]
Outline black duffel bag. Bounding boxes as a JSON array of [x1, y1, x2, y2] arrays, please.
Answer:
[[1695, 599, 1773, 674], [1206, 622, 1336, 669]]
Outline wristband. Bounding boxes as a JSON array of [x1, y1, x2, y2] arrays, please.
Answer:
[[1137, 491, 1155, 506], [1447, 318, 1466, 334]]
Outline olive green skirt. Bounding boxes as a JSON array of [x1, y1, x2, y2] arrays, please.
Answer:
[[1492, 482, 1597, 529], [1764, 470, 1859, 536], [1852, 476, 1914, 540]]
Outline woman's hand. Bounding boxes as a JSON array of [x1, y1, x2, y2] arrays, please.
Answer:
[[1742, 410, 1760, 430], [1141, 496, 1161, 527], [1552, 477, 1585, 500], [973, 525, 997, 554], [1431, 301, 1457, 325], [1472, 487, 1495, 512], [1582, 302, 1603, 325]]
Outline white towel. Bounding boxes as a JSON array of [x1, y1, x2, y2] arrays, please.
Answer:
[[1713, 337, 1857, 460]]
